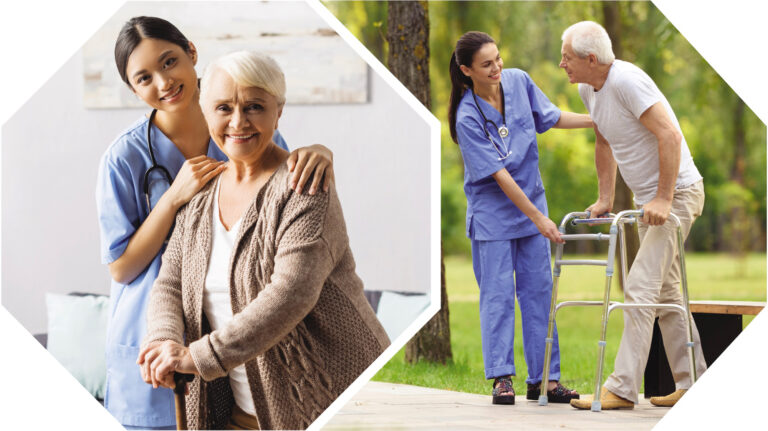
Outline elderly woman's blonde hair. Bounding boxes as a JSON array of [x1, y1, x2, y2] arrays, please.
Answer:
[[201, 50, 286, 106]]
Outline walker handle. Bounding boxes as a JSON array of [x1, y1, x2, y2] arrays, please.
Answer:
[[571, 212, 614, 225]]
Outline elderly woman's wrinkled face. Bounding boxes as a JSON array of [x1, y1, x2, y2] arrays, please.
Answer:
[[201, 67, 282, 162]]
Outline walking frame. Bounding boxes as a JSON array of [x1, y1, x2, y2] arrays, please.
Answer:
[[538, 210, 698, 411]]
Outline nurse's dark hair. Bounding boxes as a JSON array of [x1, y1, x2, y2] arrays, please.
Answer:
[[449, 31, 496, 144], [114, 16, 191, 88]]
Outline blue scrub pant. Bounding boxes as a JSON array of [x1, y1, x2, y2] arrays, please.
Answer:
[[471, 233, 561, 383]]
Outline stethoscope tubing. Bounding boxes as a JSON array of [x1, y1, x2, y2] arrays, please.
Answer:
[[143, 109, 174, 210], [471, 83, 512, 160]]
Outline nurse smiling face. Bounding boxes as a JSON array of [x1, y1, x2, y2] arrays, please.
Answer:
[[124, 38, 199, 114], [459, 42, 504, 88]]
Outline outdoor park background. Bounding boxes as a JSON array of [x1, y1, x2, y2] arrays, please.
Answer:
[[327, 1, 766, 396]]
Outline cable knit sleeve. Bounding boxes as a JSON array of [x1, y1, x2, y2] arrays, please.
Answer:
[[143, 206, 187, 347], [189, 186, 345, 381]]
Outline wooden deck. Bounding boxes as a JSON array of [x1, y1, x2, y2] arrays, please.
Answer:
[[324, 382, 670, 430]]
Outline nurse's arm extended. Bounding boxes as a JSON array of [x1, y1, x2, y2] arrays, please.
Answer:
[[553, 111, 592, 129], [491, 168, 564, 244]]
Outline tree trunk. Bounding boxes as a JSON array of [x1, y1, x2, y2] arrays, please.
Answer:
[[405, 244, 452, 363], [386, 1, 452, 364], [729, 97, 748, 269], [387, 1, 431, 108], [603, 2, 639, 290], [731, 98, 746, 184]]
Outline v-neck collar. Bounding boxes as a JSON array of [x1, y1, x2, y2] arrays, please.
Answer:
[[472, 84, 507, 123], [146, 117, 221, 174]]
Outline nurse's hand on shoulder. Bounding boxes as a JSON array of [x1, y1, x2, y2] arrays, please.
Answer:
[[287, 144, 334, 195], [533, 214, 565, 244], [166, 155, 227, 210], [137, 340, 199, 390]]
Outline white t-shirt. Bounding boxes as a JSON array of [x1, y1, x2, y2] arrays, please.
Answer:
[[578, 60, 702, 205], [203, 177, 256, 416]]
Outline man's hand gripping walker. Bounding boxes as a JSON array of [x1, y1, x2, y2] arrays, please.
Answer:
[[538, 210, 698, 411]]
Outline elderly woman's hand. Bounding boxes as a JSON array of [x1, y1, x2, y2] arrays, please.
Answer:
[[287, 144, 335, 195], [137, 340, 198, 389]]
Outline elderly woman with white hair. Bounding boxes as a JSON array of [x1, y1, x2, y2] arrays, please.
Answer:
[[136, 51, 390, 430]]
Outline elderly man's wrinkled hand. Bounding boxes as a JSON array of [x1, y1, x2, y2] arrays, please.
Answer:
[[137, 340, 198, 389], [641, 197, 672, 226], [585, 199, 611, 219]]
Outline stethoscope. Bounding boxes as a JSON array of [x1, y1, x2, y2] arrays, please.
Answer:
[[471, 83, 512, 161], [143, 108, 174, 210]]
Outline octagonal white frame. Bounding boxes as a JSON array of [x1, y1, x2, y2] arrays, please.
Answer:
[[0, 0, 766, 429]]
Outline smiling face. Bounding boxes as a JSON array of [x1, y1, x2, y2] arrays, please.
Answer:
[[559, 38, 592, 84], [460, 42, 503, 87], [124, 38, 199, 112], [200, 67, 282, 163]]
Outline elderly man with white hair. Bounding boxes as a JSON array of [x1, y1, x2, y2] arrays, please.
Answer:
[[558, 21, 707, 410]]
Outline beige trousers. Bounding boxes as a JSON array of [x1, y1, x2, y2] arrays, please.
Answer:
[[226, 403, 260, 430], [604, 180, 708, 403]]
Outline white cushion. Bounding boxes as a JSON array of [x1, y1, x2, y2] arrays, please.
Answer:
[[46, 293, 108, 399]]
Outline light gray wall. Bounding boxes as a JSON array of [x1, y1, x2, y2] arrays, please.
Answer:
[[2, 50, 430, 334]]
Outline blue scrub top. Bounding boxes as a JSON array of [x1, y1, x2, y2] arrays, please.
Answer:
[[95, 115, 288, 427], [456, 69, 561, 241]]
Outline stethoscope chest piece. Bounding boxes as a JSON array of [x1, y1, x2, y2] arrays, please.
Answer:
[[471, 82, 513, 160]]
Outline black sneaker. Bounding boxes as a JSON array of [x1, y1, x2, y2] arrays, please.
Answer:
[[526, 382, 580, 403]]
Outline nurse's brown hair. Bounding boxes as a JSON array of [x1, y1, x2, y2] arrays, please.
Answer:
[[114, 16, 191, 89], [448, 31, 496, 144]]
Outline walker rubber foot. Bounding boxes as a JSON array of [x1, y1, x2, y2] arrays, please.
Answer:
[[538, 395, 548, 406], [591, 401, 602, 412]]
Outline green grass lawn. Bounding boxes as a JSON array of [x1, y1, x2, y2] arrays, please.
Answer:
[[373, 253, 766, 396]]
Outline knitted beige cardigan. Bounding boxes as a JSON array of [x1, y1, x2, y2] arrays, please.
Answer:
[[145, 164, 390, 430]]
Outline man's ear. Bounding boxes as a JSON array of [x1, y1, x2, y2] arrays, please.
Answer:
[[588, 53, 599, 66]]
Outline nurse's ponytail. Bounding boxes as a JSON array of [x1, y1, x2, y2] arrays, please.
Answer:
[[448, 31, 496, 144]]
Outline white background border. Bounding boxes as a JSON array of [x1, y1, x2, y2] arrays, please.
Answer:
[[0, 0, 765, 429]]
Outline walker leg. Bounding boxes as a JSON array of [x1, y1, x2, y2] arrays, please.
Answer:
[[619, 223, 629, 290], [592, 275, 613, 412], [676, 225, 698, 383], [593, 228, 620, 412], [540, 242, 564, 406]]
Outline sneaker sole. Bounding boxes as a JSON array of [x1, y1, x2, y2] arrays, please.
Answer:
[[492, 395, 515, 405]]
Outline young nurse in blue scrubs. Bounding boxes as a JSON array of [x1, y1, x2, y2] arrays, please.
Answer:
[[449, 31, 592, 405], [96, 16, 335, 429]]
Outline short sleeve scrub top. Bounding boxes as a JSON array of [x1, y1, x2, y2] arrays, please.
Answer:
[[454, 68, 562, 383]]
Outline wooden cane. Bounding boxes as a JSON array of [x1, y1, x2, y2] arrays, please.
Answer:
[[173, 373, 195, 430]]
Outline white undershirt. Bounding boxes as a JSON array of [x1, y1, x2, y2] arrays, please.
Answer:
[[203, 177, 256, 416]]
